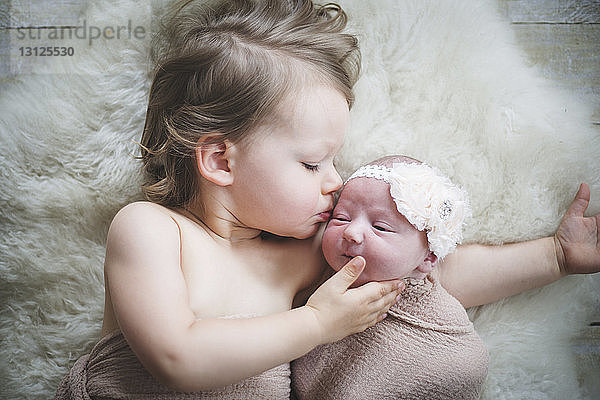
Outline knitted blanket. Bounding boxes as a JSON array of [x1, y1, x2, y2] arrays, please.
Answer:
[[55, 331, 290, 400], [292, 274, 489, 400]]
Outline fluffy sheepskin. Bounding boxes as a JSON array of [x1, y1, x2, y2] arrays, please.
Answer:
[[1, 1, 598, 399]]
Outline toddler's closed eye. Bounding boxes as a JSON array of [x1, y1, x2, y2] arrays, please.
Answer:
[[302, 162, 320, 172]]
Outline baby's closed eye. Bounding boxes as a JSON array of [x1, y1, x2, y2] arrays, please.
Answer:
[[373, 225, 391, 232], [331, 214, 350, 222], [373, 223, 394, 232]]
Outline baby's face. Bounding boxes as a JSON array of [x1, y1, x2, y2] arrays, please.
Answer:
[[322, 177, 430, 287]]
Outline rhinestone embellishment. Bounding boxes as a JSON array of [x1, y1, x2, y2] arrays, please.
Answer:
[[439, 200, 453, 220]]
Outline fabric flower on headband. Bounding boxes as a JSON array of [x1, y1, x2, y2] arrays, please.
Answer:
[[345, 162, 470, 259]]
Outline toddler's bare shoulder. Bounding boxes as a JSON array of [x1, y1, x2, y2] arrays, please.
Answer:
[[106, 202, 181, 254], [111, 201, 176, 226]]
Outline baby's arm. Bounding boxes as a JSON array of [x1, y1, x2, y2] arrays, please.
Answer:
[[439, 183, 599, 308], [105, 203, 402, 392]]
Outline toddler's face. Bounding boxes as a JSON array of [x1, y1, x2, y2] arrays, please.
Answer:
[[229, 85, 348, 239], [322, 177, 430, 286]]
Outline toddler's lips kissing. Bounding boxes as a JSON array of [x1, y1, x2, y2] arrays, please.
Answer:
[[316, 211, 332, 222]]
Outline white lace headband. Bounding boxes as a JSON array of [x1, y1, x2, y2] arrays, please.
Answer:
[[346, 163, 470, 259]]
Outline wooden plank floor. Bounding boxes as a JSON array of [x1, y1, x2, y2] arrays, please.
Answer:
[[0, 0, 85, 78], [498, 0, 600, 122]]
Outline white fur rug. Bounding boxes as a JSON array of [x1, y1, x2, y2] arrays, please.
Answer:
[[1, 0, 599, 399]]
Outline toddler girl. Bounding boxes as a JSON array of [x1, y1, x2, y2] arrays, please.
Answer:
[[56, 1, 403, 398], [292, 155, 488, 399]]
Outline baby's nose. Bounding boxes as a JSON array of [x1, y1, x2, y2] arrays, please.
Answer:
[[342, 223, 363, 244]]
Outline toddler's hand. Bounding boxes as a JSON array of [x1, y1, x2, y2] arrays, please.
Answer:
[[554, 183, 600, 275], [305, 256, 404, 344]]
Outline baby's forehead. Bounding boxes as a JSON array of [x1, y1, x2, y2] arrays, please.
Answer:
[[343, 174, 389, 192], [338, 177, 394, 209]]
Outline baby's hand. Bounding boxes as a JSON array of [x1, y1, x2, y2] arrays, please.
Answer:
[[305, 256, 404, 344], [554, 183, 600, 275]]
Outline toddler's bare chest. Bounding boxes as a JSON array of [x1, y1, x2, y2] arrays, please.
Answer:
[[179, 238, 295, 318]]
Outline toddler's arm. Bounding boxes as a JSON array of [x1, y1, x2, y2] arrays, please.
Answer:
[[104, 203, 403, 392], [439, 183, 599, 308]]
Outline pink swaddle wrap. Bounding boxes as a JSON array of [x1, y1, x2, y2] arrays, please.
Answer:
[[56, 330, 291, 400], [292, 272, 489, 400]]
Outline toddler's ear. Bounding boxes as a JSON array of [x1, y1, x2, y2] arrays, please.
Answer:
[[416, 252, 438, 274], [195, 137, 234, 186]]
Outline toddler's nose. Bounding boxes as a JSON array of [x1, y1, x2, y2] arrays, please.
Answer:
[[322, 166, 343, 195]]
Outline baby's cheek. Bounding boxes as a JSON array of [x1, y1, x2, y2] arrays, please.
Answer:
[[322, 226, 342, 270], [366, 243, 398, 277]]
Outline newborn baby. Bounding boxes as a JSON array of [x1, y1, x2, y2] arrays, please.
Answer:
[[292, 155, 489, 400]]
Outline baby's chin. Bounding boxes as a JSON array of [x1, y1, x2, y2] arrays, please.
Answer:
[[325, 253, 352, 273], [326, 256, 383, 287]]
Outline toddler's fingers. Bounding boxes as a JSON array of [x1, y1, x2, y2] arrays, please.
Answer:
[[360, 280, 404, 304], [366, 288, 401, 315], [357, 289, 402, 331], [327, 256, 366, 292], [356, 283, 404, 329], [364, 309, 391, 330], [377, 311, 389, 322]]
